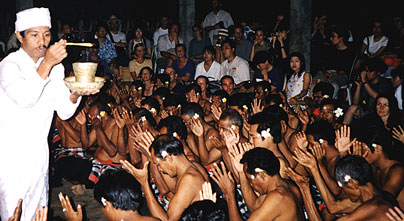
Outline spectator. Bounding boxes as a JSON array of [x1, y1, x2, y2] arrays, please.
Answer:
[[194, 45, 222, 82], [95, 22, 117, 73], [172, 44, 196, 83], [128, 43, 153, 80], [391, 67, 404, 110], [152, 15, 169, 46], [285, 52, 312, 105], [106, 15, 129, 67], [252, 50, 285, 92], [234, 24, 252, 61], [220, 39, 250, 85], [189, 24, 211, 64], [156, 22, 183, 72], [128, 25, 152, 59], [165, 66, 186, 95], [202, 0, 234, 45], [249, 27, 271, 62]]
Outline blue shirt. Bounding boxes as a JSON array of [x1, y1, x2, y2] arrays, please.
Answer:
[[254, 66, 285, 92], [172, 59, 196, 81], [98, 39, 117, 64]]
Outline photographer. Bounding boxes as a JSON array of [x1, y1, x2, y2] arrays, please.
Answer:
[[213, 29, 229, 63], [352, 57, 394, 108]]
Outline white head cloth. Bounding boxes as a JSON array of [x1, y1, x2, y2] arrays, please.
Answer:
[[15, 7, 51, 32]]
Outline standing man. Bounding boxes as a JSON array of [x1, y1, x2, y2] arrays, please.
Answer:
[[202, 0, 234, 44], [0, 7, 98, 220]]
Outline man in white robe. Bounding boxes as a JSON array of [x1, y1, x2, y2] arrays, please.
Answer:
[[0, 7, 97, 220]]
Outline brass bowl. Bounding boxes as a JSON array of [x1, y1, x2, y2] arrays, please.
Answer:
[[64, 76, 105, 93], [72, 62, 98, 83]]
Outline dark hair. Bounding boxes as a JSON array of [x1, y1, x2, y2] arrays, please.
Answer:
[[220, 109, 243, 129], [363, 57, 388, 73], [185, 82, 202, 94], [212, 90, 229, 101], [94, 169, 143, 211], [155, 73, 171, 85], [240, 148, 280, 176], [264, 94, 283, 107], [150, 134, 184, 159], [220, 75, 234, 85], [132, 107, 156, 126], [196, 75, 209, 84], [139, 66, 154, 79], [182, 102, 205, 119], [253, 50, 272, 66], [181, 200, 226, 221], [141, 96, 161, 113], [175, 43, 187, 53], [320, 99, 343, 113], [263, 105, 289, 126], [288, 52, 306, 78], [249, 112, 282, 143], [157, 115, 188, 139], [203, 45, 216, 55], [163, 94, 184, 108], [306, 120, 336, 145], [313, 82, 334, 97], [335, 155, 373, 187], [96, 22, 108, 31], [221, 39, 236, 49], [130, 80, 144, 92], [227, 93, 252, 112], [153, 87, 171, 101], [255, 81, 271, 93], [331, 25, 350, 43]]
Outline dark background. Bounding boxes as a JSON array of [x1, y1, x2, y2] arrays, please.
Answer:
[[1, 0, 402, 44]]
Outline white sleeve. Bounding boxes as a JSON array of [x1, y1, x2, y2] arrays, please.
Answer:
[[238, 61, 250, 83], [121, 33, 127, 43], [195, 63, 203, 80], [0, 60, 50, 108], [51, 64, 81, 120]]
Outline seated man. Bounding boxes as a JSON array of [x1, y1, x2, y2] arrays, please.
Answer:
[[219, 39, 250, 86], [93, 169, 159, 220], [121, 135, 209, 221], [253, 50, 285, 92], [212, 147, 304, 220]]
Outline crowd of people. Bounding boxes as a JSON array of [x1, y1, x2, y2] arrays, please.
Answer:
[[1, 0, 404, 220]]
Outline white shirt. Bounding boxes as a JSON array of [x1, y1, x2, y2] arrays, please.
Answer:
[[107, 31, 127, 43], [195, 60, 221, 81], [0, 48, 81, 220], [395, 84, 403, 110], [286, 71, 311, 101], [363, 35, 388, 56], [220, 56, 250, 84], [153, 27, 168, 46], [156, 34, 183, 59], [202, 9, 234, 43]]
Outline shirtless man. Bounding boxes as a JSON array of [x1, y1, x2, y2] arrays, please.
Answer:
[[212, 147, 304, 220], [184, 83, 211, 117], [181, 102, 221, 166], [122, 135, 209, 221]]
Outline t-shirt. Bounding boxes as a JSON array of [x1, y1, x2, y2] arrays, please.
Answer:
[[195, 61, 222, 81], [153, 27, 168, 46], [157, 34, 184, 59], [98, 39, 117, 64], [363, 35, 389, 56], [326, 47, 355, 75], [220, 56, 250, 84], [107, 31, 127, 43], [357, 77, 394, 107], [395, 84, 403, 110], [236, 39, 253, 61], [254, 66, 285, 92], [189, 37, 211, 58], [172, 59, 196, 81], [128, 59, 153, 78], [202, 9, 234, 43]]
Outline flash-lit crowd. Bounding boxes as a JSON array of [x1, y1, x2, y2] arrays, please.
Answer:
[[2, 0, 404, 220]]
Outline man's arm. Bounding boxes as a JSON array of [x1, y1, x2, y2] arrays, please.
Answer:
[[383, 165, 404, 197], [56, 118, 81, 143], [337, 203, 378, 221], [239, 170, 265, 211]]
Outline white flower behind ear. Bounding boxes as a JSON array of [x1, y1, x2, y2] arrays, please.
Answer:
[[334, 108, 344, 118], [193, 113, 200, 120], [161, 150, 168, 159], [173, 132, 178, 138], [344, 175, 351, 182], [141, 116, 146, 122], [260, 128, 271, 139]]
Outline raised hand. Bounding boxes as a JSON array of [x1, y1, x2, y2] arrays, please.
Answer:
[[8, 199, 22, 221], [121, 110, 135, 126], [392, 125, 404, 144], [386, 206, 404, 221], [59, 192, 82, 221], [223, 129, 240, 150], [211, 104, 223, 121], [227, 143, 245, 173], [118, 88, 129, 101], [189, 90, 199, 103], [121, 160, 149, 183], [32, 206, 48, 221], [75, 110, 87, 125], [241, 112, 251, 132], [297, 108, 310, 127], [209, 136, 226, 151], [295, 131, 308, 151], [285, 167, 310, 187], [190, 117, 204, 137], [199, 182, 217, 203], [335, 125, 356, 153], [293, 146, 317, 170], [44, 39, 67, 67], [310, 142, 325, 161], [210, 161, 235, 196], [159, 110, 170, 119], [251, 98, 264, 114], [349, 141, 363, 157], [112, 107, 125, 129]]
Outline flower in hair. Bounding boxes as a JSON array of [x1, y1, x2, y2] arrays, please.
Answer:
[[161, 150, 168, 158], [260, 128, 271, 139], [177, 104, 181, 108], [242, 105, 248, 110], [100, 111, 106, 117], [319, 139, 324, 144], [254, 168, 266, 173], [372, 143, 377, 148], [222, 97, 227, 103], [141, 116, 146, 122], [137, 87, 142, 91], [150, 108, 156, 114], [173, 132, 178, 138], [193, 113, 200, 120], [334, 108, 344, 118], [231, 125, 236, 130], [344, 175, 351, 182], [323, 94, 329, 99]]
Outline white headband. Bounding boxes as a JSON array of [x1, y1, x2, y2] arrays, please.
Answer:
[[15, 7, 51, 32]]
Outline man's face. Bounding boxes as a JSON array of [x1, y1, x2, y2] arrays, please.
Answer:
[[203, 50, 214, 62], [372, 22, 382, 35], [320, 104, 336, 123], [365, 67, 378, 81], [17, 26, 51, 62], [165, 68, 176, 82], [151, 149, 175, 177], [170, 24, 179, 35], [243, 165, 264, 194], [313, 92, 325, 105], [254, 85, 266, 100], [220, 78, 235, 95], [234, 27, 243, 41], [222, 43, 234, 59], [341, 182, 361, 202], [161, 17, 169, 28], [250, 124, 270, 147], [218, 118, 237, 138], [391, 75, 402, 88], [197, 78, 208, 92], [109, 20, 119, 31], [97, 27, 107, 38], [87, 105, 101, 122], [63, 24, 72, 35], [175, 46, 185, 58], [141, 69, 152, 81], [181, 114, 192, 131]]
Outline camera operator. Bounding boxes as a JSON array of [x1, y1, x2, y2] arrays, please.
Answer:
[[352, 57, 394, 108], [213, 28, 229, 63]]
